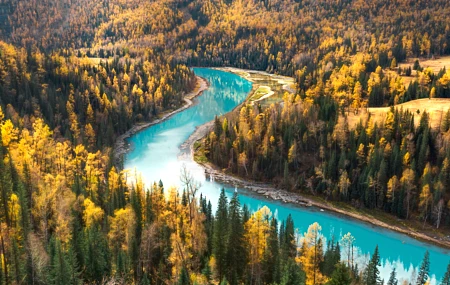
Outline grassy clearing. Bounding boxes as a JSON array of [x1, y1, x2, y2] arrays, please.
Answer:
[[345, 98, 450, 129], [250, 86, 273, 101], [394, 56, 450, 87], [399, 55, 450, 74]]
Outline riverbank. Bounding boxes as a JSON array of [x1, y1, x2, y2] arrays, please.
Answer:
[[194, 158, 450, 249], [116, 68, 450, 250], [184, 75, 450, 251], [213, 67, 295, 104], [114, 76, 209, 164]]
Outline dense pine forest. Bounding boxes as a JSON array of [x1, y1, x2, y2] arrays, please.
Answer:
[[0, 0, 450, 284]]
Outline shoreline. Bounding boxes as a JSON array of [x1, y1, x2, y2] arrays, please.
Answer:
[[213, 67, 296, 94], [182, 74, 450, 251], [113, 76, 209, 165], [113, 69, 450, 251], [193, 159, 450, 249], [194, 160, 450, 250]]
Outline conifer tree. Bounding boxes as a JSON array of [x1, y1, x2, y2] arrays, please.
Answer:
[[178, 267, 189, 285], [327, 263, 352, 285], [281, 214, 296, 259], [48, 238, 81, 285], [85, 227, 111, 283], [130, 187, 143, 279], [213, 189, 228, 281], [416, 251, 430, 285], [280, 259, 306, 285], [364, 245, 381, 285], [322, 237, 341, 277], [262, 217, 281, 284], [387, 268, 398, 285], [441, 262, 450, 285], [226, 192, 246, 285]]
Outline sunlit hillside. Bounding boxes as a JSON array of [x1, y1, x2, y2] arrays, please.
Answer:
[[0, 0, 449, 284]]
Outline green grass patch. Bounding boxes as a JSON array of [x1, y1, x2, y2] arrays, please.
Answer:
[[193, 140, 209, 163], [250, 86, 271, 101]]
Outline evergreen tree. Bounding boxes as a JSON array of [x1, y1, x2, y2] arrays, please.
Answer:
[[416, 251, 430, 285], [280, 258, 306, 285], [364, 245, 381, 285], [226, 192, 246, 285], [202, 263, 212, 284], [327, 263, 352, 285], [262, 217, 281, 284], [178, 267, 189, 285], [140, 273, 151, 285], [213, 189, 229, 281], [387, 268, 398, 285], [206, 200, 214, 255], [281, 214, 296, 259], [48, 238, 81, 285], [242, 204, 250, 223], [441, 262, 450, 285], [85, 227, 111, 283], [71, 210, 85, 277], [130, 188, 143, 279], [322, 237, 341, 277]]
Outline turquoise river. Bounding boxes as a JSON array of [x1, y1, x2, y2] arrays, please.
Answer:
[[125, 68, 450, 283]]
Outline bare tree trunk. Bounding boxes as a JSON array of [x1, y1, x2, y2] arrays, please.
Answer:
[[435, 199, 444, 229]]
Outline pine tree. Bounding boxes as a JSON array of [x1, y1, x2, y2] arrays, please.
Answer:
[[242, 204, 250, 223], [322, 237, 341, 277], [416, 251, 430, 285], [226, 192, 246, 285], [262, 217, 281, 284], [441, 262, 450, 285], [327, 263, 352, 285], [280, 258, 306, 285], [364, 245, 381, 285], [281, 214, 296, 259], [213, 189, 228, 281], [178, 267, 189, 285], [202, 263, 212, 284], [48, 238, 81, 285], [85, 227, 111, 283], [220, 277, 229, 285], [387, 268, 398, 285], [130, 188, 143, 279]]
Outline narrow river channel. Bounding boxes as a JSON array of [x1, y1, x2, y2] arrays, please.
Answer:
[[125, 68, 450, 284]]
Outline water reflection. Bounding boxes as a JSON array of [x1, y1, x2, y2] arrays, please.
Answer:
[[125, 68, 449, 284]]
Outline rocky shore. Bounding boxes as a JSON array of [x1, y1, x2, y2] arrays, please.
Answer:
[[183, 97, 450, 249], [196, 160, 450, 249]]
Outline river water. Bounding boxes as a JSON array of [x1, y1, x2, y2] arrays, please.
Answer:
[[125, 68, 449, 283]]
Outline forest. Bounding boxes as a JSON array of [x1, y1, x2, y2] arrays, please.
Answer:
[[0, 0, 450, 284]]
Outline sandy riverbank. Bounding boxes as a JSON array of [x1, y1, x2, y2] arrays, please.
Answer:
[[113, 76, 209, 164]]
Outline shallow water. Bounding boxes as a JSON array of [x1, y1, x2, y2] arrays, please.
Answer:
[[125, 68, 450, 283]]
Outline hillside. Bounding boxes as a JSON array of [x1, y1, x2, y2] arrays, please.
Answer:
[[345, 98, 450, 129], [1, 0, 450, 284]]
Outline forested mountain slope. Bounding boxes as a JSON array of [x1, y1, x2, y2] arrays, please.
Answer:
[[0, 0, 449, 284]]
